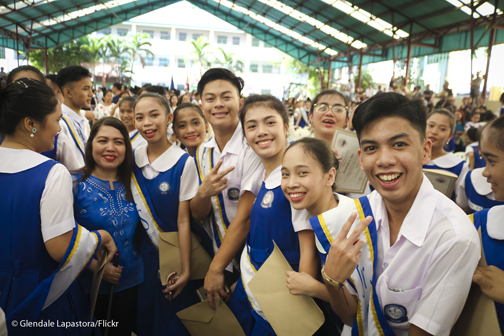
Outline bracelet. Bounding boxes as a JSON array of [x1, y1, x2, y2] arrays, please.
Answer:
[[321, 266, 345, 290]]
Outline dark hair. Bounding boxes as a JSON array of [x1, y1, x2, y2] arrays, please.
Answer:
[[467, 127, 478, 143], [311, 89, 350, 118], [482, 110, 496, 123], [177, 94, 192, 106], [113, 83, 122, 91], [470, 111, 481, 120], [285, 138, 339, 192], [45, 74, 58, 83], [454, 109, 465, 124], [352, 92, 426, 141], [75, 117, 133, 201], [143, 85, 165, 96], [485, 115, 504, 151], [428, 109, 455, 134], [6, 65, 46, 84], [134, 92, 170, 114], [173, 103, 207, 129], [239, 95, 289, 135], [197, 68, 244, 96], [0, 78, 59, 137], [118, 96, 137, 109], [56, 66, 91, 94], [500, 93, 504, 104], [103, 89, 112, 97]]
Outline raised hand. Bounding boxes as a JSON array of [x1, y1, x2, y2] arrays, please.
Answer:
[[198, 160, 235, 199]]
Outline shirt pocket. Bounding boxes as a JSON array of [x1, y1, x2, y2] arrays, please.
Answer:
[[225, 178, 241, 202], [378, 276, 422, 326]]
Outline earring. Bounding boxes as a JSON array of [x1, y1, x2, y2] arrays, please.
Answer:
[[30, 128, 36, 137], [287, 133, 290, 137], [246, 142, 249, 146]]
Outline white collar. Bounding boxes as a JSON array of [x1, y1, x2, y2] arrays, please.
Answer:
[[62, 104, 86, 124], [0, 148, 51, 173], [373, 175, 437, 247], [486, 205, 504, 240], [203, 122, 244, 156], [264, 166, 281, 189], [428, 153, 463, 169], [134, 144, 185, 173], [471, 167, 492, 195]]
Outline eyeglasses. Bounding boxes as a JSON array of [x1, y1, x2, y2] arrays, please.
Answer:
[[313, 103, 348, 114]]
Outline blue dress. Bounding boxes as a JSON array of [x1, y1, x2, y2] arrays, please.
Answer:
[[0, 160, 97, 336], [229, 168, 301, 336], [464, 170, 504, 214], [73, 174, 143, 295], [134, 154, 201, 336], [472, 206, 504, 332]]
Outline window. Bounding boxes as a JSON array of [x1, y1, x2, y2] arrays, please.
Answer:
[[262, 64, 273, 74], [192, 34, 202, 40], [143, 30, 154, 39], [117, 28, 128, 37], [98, 28, 111, 35], [261, 89, 271, 95], [0, 47, 5, 59], [179, 33, 187, 41], [178, 59, 186, 68], [252, 37, 260, 47], [217, 35, 227, 44], [160, 31, 171, 40], [145, 56, 154, 66], [250, 63, 258, 73], [232, 37, 240, 45], [272, 66, 281, 74], [159, 57, 169, 67], [177, 84, 185, 91]]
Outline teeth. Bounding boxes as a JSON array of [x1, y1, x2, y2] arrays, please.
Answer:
[[258, 140, 271, 145], [378, 173, 401, 182], [145, 130, 155, 134], [290, 193, 305, 198]]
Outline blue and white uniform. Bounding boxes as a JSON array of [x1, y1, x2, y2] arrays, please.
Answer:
[[132, 144, 200, 336], [41, 132, 81, 170], [310, 176, 480, 336], [59, 104, 88, 167], [229, 166, 309, 335], [194, 123, 263, 271], [465, 142, 486, 169], [456, 168, 504, 213], [294, 107, 310, 129], [471, 205, 504, 332], [129, 129, 147, 150], [0, 148, 103, 336], [423, 152, 468, 200]]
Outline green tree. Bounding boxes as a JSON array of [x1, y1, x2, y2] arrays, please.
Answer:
[[282, 55, 324, 98], [127, 33, 154, 76], [190, 36, 212, 77], [215, 47, 244, 74], [80, 36, 106, 76], [28, 39, 89, 73], [353, 70, 375, 91]]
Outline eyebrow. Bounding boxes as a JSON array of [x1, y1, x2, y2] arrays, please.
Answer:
[[360, 132, 410, 146], [135, 108, 159, 116], [204, 90, 232, 96], [481, 151, 498, 158], [96, 136, 124, 140], [245, 115, 276, 124]]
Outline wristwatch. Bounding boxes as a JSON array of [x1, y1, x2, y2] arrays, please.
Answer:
[[321, 266, 345, 290]]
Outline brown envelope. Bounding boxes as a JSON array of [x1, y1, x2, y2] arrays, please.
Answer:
[[450, 227, 501, 335], [159, 232, 212, 285], [176, 297, 245, 336], [247, 242, 325, 336]]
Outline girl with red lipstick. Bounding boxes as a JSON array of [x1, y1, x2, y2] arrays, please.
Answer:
[[73, 117, 143, 336], [132, 93, 202, 336], [228, 95, 320, 335], [471, 115, 504, 333], [423, 109, 468, 200], [172, 103, 209, 157]]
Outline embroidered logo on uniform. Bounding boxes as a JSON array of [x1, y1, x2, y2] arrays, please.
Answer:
[[261, 191, 274, 208], [384, 304, 408, 323], [228, 188, 240, 201], [158, 181, 171, 195], [436, 177, 446, 184]]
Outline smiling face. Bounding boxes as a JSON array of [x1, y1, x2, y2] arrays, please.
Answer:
[[358, 116, 431, 207], [471, 113, 481, 124], [281, 144, 335, 215], [134, 97, 172, 143], [201, 79, 243, 132], [119, 101, 135, 130], [91, 125, 126, 172], [244, 105, 289, 162], [481, 129, 504, 201], [426, 113, 453, 150], [64, 77, 93, 109], [34, 104, 62, 153], [309, 94, 348, 141], [174, 107, 208, 149]]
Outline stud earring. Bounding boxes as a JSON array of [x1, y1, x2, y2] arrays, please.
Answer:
[[30, 128, 37, 137]]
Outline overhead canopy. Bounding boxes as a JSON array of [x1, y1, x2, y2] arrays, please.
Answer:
[[1, 0, 503, 67]]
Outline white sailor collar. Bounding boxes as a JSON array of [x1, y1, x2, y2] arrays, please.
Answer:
[[428, 153, 463, 169], [0, 148, 51, 173], [264, 166, 281, 189], [372, 175, 437, 247], [486, 205, 504, 240], [471, 167, 492, 196], [61, 104, 87, 125], [134, 143, 186, 173], [203, 122, 244, 156]]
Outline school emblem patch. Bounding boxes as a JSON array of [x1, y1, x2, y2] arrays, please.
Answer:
[[384, 304, 408, 323], [261, 191, 274, 208], [228, 188, 240, 201], [158, 181, 171, 195]]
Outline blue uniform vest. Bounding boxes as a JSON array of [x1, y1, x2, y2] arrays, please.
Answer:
[[472, 146, 486, 169], [41, 134, 58, 160], [473, 209, 504, 333], [465, 171, 503, 214]]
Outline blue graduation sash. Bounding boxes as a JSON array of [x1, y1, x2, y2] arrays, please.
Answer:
[[130, 130, 140, 142], [60, 115, 85, 160]]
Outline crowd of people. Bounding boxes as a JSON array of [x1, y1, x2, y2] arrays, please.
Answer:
[[1, 63, 504, 336]]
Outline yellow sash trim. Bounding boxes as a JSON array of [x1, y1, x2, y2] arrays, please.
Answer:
[[196, 145, 205, 182], [132, 172, 164, 242], [318, 214, 333, 245], [131, 132, 140, 142], [61, 225, 82, 270], [469, 213, 474, 224], [61, 115, 84, 152], [74, 231, 99, 280]]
